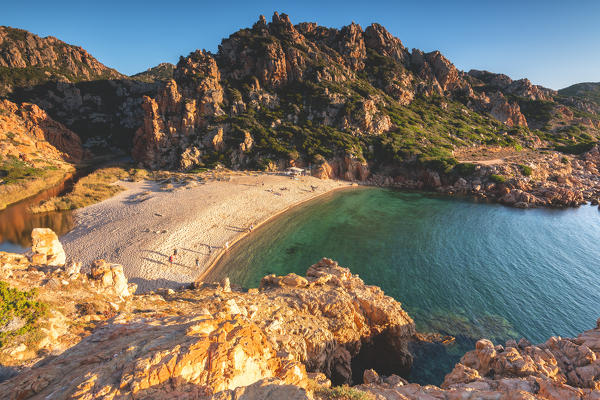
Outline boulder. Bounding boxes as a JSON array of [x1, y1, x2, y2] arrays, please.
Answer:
[[90, 259, 132, 298], [30, 228, 66, 266]]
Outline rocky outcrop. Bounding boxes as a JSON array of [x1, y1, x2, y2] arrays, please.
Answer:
[[1, 232, 600, 399], [469, 69, 556, 101], [0, 27, 156, 153], [30, 227, 66, 266], [0, 98, 83, 164], [435, 320, 600, 398], [4, 314, 307, 399], [134, 12, 559, 171], [488, 92, 528, 127], [0, 26, 123, 82]]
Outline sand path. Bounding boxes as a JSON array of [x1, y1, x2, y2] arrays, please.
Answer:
[[61, 172, 351, 292]]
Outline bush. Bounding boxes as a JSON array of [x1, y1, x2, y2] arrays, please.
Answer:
[[518, 164, 532, 176], [454, 162, 476, 176], [314, 385, 374, 400], [0, 282, 47, 346], [489, 174, 506, 183]]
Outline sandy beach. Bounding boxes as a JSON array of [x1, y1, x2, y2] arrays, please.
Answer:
[[61, 172, 352, 292]]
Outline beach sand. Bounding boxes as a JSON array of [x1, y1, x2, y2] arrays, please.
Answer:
[[61, 172, 351, 292]]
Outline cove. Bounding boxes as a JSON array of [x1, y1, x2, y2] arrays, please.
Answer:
[[206, 187, 600, 385]]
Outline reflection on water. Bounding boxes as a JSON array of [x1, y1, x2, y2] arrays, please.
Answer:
[[0, 176, 75, 252]]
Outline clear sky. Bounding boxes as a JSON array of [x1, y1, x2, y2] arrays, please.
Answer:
[[1, 0, 599, 90]]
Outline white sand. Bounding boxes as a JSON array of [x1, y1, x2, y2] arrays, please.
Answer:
[[61, 172, 352, 292]]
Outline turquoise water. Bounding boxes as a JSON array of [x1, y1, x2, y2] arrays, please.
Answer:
[[206, 188, 600, 384]]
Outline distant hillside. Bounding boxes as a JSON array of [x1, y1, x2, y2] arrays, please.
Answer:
[[131, 62, 175, 83], [559, 82, 600, 105], [0, 26, 124, 92], [0, 26, 156, 150]]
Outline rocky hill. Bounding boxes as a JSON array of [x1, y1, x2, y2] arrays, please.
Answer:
[[0, 26, 124, 90], [0, 26, 155, 151], [131, 12, 599, 179], [131, 62, 175, 83], [0, 99, 83, 208], [0, 14, 599, 209], [0, 230, 599, 399]]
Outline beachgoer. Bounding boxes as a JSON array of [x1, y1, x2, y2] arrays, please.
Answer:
[[208, 246, 212, 254], [173, 249, 178, 256], [195, 258, 199, 268], [250, 224, 254, 232], [224, 241, 229, 250], [169, 255, 174, 264]]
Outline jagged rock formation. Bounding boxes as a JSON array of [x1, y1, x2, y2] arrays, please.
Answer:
[[0, 98, 82, 163], [1, 17, 599, 202], [129, 12, 599, 188], [0, 231, 599, 399], [0, 26, 156, 150], [0, 98, 84, 208], [0, 26, 123, 84]]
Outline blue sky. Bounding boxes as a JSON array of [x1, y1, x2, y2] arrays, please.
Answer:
[[1, 0, 599, 89]]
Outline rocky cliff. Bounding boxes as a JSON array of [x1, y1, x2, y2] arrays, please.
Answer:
[[0, 26, 155, 151], [0, 98, 84, 208], [0, 26, 124, 86], [129, 13, 599, 199], [0, 230, 599, 399], [1, 15, 600, 208]]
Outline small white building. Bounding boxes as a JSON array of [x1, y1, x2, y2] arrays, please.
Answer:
[[285, 167, 305, 176]]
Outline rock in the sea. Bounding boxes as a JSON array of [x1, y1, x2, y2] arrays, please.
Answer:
[[30, 228, 66, 266]]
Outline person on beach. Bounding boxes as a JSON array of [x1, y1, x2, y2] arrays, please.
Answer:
[[224, 241, 229, 251], [173, 249, 178, 257], [169, 255, 174, 265], [250, 224, 254, 232], [195, 258, 199, 268]]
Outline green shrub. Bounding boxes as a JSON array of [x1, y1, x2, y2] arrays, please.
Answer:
[[561, 157, 569, 164], [0, 282, 47, 346], [555, 142, 596, 155], [518, 164, 532, 176], [489, 174, 506, 183], [314, 385, 374, 400], [454, 163, 477, 176]]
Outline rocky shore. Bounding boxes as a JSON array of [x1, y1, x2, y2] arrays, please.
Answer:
[[0, 229, 599, 399], [310, 143, 600, 209]]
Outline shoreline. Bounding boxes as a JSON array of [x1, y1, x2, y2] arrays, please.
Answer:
[[60, 172, 353, 292], [0, 166, 74, 211], [196, 183, 359, 283]]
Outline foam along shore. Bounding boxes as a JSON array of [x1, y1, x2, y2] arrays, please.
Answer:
[[61, 171, 353, 292]]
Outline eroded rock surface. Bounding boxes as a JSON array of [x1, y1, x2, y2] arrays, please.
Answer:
[[1, 231, 600, 399]]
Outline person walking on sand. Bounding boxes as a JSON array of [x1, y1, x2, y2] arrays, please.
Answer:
[[195, 258, 199, 268], [169, 255, 174, 265], [224, 241, 229, 251]]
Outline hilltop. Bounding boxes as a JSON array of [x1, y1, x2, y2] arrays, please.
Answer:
[[0, 13, 599, 210]]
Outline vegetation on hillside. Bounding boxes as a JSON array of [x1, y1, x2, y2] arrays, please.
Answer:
[[30, 166, 147, 213], [0, 281, 47, 346]]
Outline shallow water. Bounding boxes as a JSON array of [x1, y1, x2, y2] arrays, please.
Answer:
[[0, 176, 75, 252], [207, 187, 600, 384]]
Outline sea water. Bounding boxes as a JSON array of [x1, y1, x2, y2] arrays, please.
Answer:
[[207, 187, 600, 384]]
